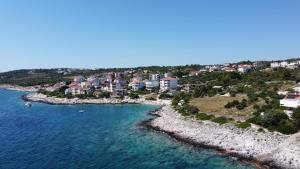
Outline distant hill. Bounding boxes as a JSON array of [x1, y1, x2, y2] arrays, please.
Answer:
[[1, 58, 299, 86]]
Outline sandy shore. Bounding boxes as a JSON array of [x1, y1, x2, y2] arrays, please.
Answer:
[[144, 106, 300, 169]]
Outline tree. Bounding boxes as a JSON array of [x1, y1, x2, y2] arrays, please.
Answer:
[[192, 86, 207, 98], [184, 105, 199, 114], [58, 85, 69, 93], [129, 92, 139, 99], [292, 108, 300, 129], [260, 111, 289, 127]]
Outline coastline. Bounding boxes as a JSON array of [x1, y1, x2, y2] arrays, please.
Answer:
[[6, 87, 300, 169], [142, 106, 300, 169], [22, 93, 169, 106], [0, 84, 38, 92]]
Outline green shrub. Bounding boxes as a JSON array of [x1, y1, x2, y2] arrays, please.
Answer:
[[159, 93, 172, 99], [268, 121, 297, 135], [184, 105, 199, 114], [207, 90, 217, 97], [145, 97, 157, 101], [181, 112, 190, 116], [129, 92, 139, 99], [224, 100, 239, 108], [196, 113, 214, 120], [292, 108, 300, 129], [228, 118, 235, 121], [237, 121, 251, 129], [212, 116, 228, 125]]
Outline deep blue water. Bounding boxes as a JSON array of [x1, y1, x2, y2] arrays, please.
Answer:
[[0, 89, 255, 169]]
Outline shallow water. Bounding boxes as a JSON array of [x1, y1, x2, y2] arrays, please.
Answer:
[[0, 89, 255, 169]]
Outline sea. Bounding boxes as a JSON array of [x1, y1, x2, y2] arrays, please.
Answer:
[[0, 89, 255, 169]]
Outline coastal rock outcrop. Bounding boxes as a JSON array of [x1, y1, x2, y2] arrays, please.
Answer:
[[149, 106, 300, 169], [23, 93, 168, 105]]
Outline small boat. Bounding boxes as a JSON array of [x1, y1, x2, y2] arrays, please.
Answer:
[[25, 102, 32, 107], [79, 110, 85, 113]]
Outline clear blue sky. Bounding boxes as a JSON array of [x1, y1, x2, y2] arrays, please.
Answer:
[[0, 0, 300, 72]]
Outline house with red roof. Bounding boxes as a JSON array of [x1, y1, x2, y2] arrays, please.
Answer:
[[160, 77, 178, 91]]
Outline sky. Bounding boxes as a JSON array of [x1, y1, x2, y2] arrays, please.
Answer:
[[0, 0, 300, 72]]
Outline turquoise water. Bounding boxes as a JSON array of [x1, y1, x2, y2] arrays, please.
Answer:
[[0, 89, 255, 169]]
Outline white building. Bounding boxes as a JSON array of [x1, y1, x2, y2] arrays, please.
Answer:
[[287, 62, 299, 69], [270, 62, 281, 68], [209, 66, 220, 72], [149, 74, 160, 81], [280, 94, 300, 108], [199, 69, 208, 73], [102, 80, 126, 96], [238, 65, 252, 73], [145, 80, 159, 90], [160, 77, 178, 91], [280, 61, 288, 67], [129, 80, 145, 91], [65, 86, 85, 95]]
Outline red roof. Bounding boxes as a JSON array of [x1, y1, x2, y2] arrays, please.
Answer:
[[161, 77, 177, 81]]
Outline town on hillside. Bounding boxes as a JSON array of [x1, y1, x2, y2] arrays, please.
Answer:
[[3, 58, 300, 134]]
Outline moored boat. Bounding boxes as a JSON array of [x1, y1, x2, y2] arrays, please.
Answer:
[[25, 102, 32, 107]]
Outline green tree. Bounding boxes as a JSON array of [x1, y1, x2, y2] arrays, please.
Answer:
[[292, 108, 300, 129]]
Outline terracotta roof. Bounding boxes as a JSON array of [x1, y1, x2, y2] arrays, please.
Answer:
[[161, 77, 177, 81]]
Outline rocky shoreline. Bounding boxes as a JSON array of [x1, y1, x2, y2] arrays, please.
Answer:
[[10, 88, 300, 169], [0, 84, 38, 92], [22, 93, 169, 106], [142, 106, 300, 169]]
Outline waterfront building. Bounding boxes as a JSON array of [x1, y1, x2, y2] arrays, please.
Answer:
[[160, 77, 178, 91], [65, 85, 85, 95], [145, 80, 159, 90], [129, 79, 145, 91]]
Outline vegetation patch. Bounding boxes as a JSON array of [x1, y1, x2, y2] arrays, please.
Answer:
[[236, 121, 251, 129], [196, 113, 215, 120], [212, 116, 228, 125]]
